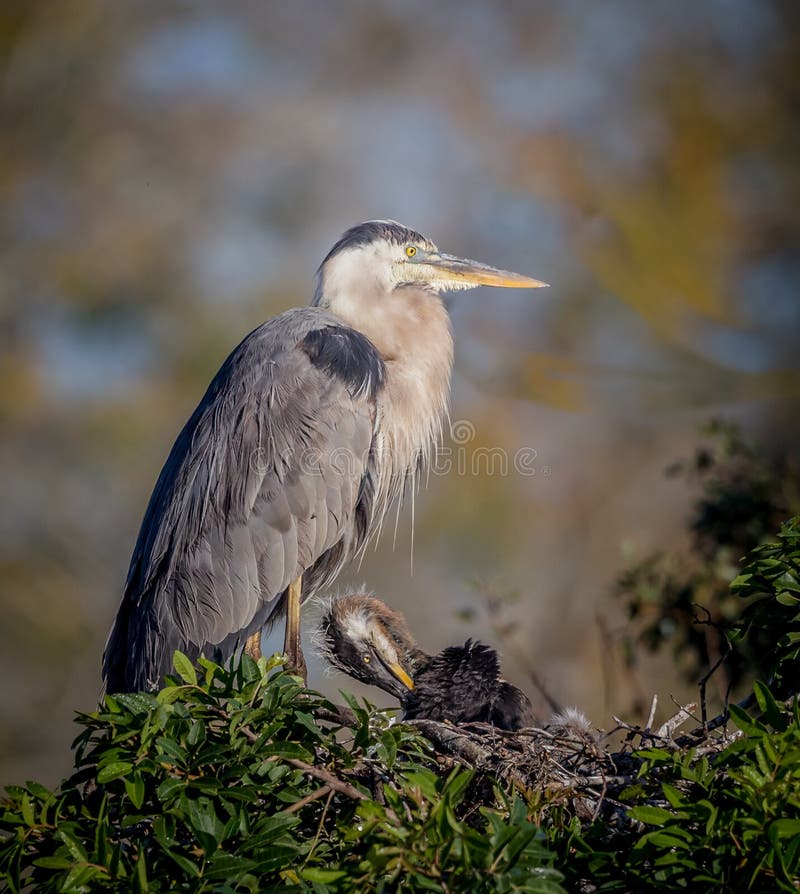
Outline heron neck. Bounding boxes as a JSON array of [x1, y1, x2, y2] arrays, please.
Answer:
[[333, 287, 454, 510], [380, 290, 453, 471]]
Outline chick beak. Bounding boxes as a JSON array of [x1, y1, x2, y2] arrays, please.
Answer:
[[386, 660, 414, 691]]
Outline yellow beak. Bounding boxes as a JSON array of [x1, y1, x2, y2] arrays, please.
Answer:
[[388, 661, 415, 690], [425, 252, 548, 289]]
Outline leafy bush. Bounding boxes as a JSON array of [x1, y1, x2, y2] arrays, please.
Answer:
[[560, 688, 800, 892], [615, 422, 800, 696], [0, 655, 563, 894], [1, 652, 798, 891], [729, 519, 800, 697]]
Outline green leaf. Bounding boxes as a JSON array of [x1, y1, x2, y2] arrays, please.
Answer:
[[186, 719, 206, 748], [253, 845, 302, 874], [57, 828, 89, 862], [97, 761, 134, 783], [114, 692, 159, 715], [156, 777, 185, 802], [172, 651, 197, 686], [660, 783, 686, 808], [641, 830, 691, 850], [204, 853, 259, 880], [247, 812, 300, 848], [634, 747, 673, 762], [628, 805, 676, 825], [19, 793, 34, 827], [769, 818, 800, 839], [259, 741, 315, 761], [730, 572, 753, 591], [753, 680, 787, 730], [60, 865, 103, 893], [729, 703, 765, 736], [165, 850, 201, 877], [240, 652, 260, 682], [125, 773, 146, 809], [294, 711, 322, 739], [156, 686, 183, 705], [136, 850, 148, 892], [33, 856, 76, 869], [26, 781, 52, 801], [299, 868, 348, 883], [378, 730, 398, 768]]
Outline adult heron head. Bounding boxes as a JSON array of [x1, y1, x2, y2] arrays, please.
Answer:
[[314, 219, 546, 311]]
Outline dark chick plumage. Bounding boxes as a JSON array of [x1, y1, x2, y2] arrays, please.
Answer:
[[317, 594, 535, 731], [404, 640, 535, 730]]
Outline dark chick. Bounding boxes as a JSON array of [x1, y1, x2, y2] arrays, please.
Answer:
[[317, 593, 535, 731], [404, 640, 535, 729]]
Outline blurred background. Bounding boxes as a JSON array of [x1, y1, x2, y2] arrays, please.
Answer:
[[1, 0, 799, 785]]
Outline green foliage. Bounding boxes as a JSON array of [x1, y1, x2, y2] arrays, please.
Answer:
[[2, 657, 798, 893], [570, 499, 800, 892], [559, 695, 800, 892], [730, 518, 800, 697], [0, 654, 563, 893], [616, 421, 800, 694]]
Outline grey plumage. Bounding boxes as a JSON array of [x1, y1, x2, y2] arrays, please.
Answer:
[[104, 309, 380, 691], [103, 221, 545, 692]]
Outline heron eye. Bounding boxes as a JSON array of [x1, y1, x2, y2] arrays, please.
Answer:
[[362, 654, 371, 664], [405, 245, 417, 258]]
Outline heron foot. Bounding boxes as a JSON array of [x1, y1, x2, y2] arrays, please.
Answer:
[[284, 638, 308, 685], [244, 631, 262, 661]]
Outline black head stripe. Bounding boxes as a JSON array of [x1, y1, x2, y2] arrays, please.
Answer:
[[318, 220, 434, 269]]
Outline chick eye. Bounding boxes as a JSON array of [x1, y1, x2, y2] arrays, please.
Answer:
[[405, 245, 417, 258]]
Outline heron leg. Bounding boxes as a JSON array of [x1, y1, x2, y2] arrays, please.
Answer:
[[244, 631, 262, 661], [283, 575, 307, 683]]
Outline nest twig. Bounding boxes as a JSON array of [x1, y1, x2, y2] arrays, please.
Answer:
[[312, 686, 796, 832], [405, 702, 731, 828]]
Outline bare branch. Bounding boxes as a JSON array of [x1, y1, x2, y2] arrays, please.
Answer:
[[645, 694, 658, 732], [286, 758, 372, 805], [285, 785, 331, 814], [657, 703, 697, 739]]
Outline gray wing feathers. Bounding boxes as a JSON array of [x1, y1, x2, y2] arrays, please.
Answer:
[[103, 308, 377, 691]]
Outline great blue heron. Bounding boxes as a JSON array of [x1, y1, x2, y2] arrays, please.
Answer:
[[103, 220, 545, 692], [317, 592, 535, 730]]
